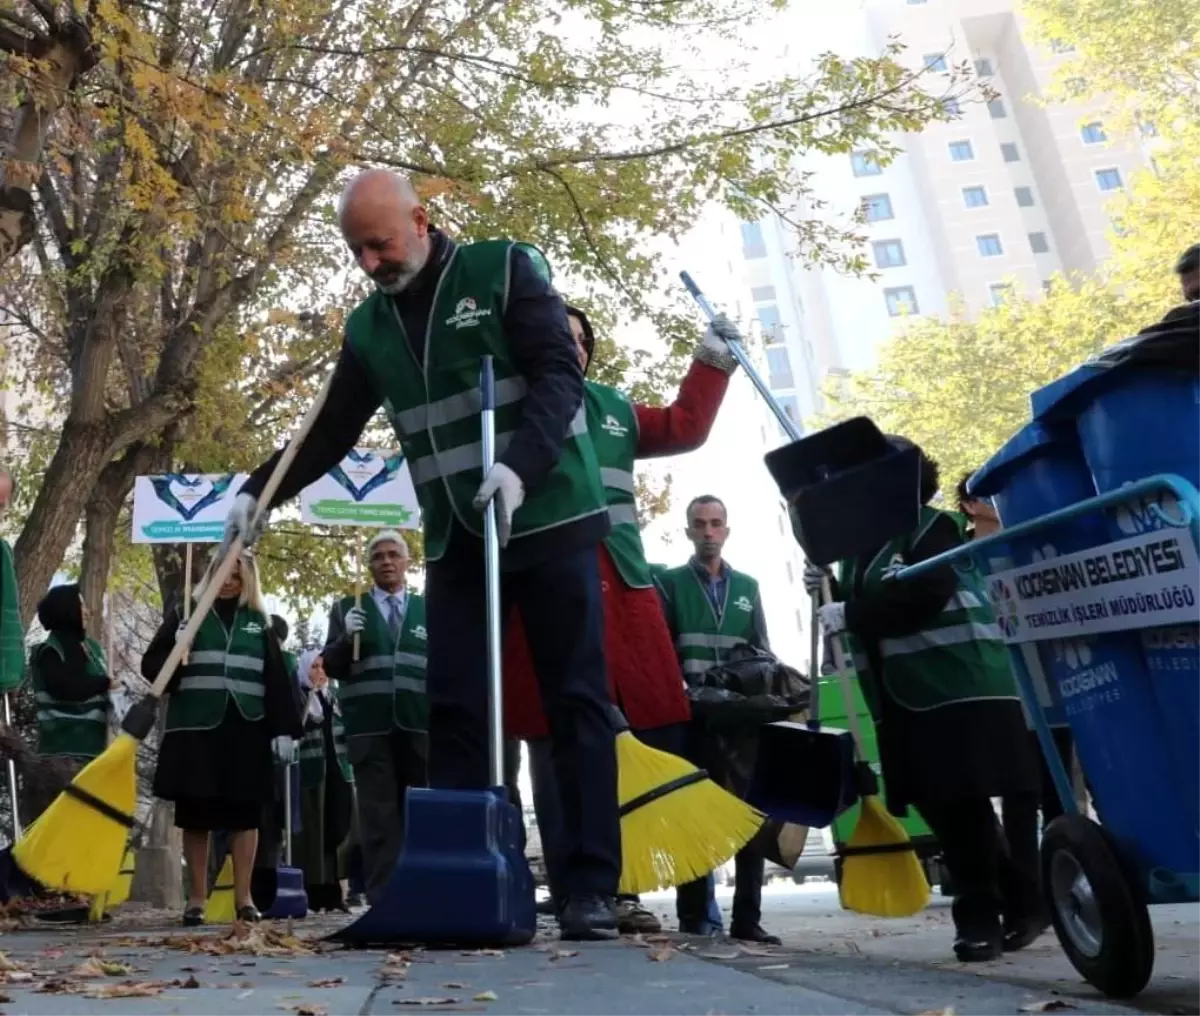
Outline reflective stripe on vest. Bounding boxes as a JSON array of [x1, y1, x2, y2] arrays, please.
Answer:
[[678, 633, 749, 651], [177, 675, 266, 697], [600, 468, 635, 494], [607, 503, 638, 527]]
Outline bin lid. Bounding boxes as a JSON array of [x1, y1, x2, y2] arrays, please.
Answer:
[[968, 420, 1062, 498], [1029, 362, 1110, 421]]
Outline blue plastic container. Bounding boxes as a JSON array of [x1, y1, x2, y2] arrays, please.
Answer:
[[972, 419, 1198, 897]]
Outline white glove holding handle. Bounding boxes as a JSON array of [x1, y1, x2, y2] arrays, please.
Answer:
[[473, 462, 525, 548]]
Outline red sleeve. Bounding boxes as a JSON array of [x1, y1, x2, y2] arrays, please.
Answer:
[[633, 359, 730, 459]]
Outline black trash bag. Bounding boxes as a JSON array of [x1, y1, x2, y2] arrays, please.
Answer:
[[686, 645, 811, 733], [1091, 301, 1198, 373]]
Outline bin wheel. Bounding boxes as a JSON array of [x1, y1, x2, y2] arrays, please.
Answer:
[[1041, 815, 1154, 998]]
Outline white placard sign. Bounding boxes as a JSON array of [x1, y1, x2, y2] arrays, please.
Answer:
[[132, 473, 249, 544], [299, 448, 421, 529], [987, 529, 1200, 643]]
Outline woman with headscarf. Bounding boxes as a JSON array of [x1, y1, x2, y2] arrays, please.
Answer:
[[142, 552, 303, 926], [293, 649, 354, 912], [806, 437, 1042, 962], [28, 584, 113, 814]]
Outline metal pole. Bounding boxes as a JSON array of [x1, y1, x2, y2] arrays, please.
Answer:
[[480, 356, 505, 789], [283, 760, 293, 866], [3, 693, 19, 839]]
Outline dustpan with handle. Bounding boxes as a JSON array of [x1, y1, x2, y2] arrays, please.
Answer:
[[329, 355, 535, 946], [682, 270, 888, 827]]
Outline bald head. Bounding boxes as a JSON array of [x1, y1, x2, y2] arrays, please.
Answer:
[[339, 169, 431, 293]]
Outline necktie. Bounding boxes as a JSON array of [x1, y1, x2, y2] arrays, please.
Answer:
[[386, 594, 403, 643]]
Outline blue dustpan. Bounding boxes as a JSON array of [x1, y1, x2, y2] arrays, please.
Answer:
[[263, 761, 308, 920], [328, 357, 535, 948]]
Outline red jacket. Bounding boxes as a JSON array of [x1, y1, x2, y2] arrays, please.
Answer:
[[503, 360, 730, 739]]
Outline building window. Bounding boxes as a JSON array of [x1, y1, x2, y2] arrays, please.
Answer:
[[1049, 38, 1075, 53], [862, 193, 894, 222], [987, 98, 1007, 119], [977, 233, 1004, 257], [1001, 142, 1021, 162], [884, 286, 919, 316], [1029, 231, 1050, 254], [1095, 167, 1123, 191], [962, 185, 989, 208], [851, 151, 882, 177], [750, 285, 776, 302], [974, 58, 994, 76], [1080, 121, 1107, 144], [1138, 121, 1159, 138], [740, 221, 767, 258], [989, 283, 1013, 306], [1064, 76, 1087, 97], [1014, 186, 1035, 207], [757, 304, 782, 336], [943, 99, 962, 116], [924, 53, 948, 72], [949, 140, 975, 162], [777, 395, 802, 437], [766, 346, 793, 389], [1042, 280, 1055, 295], [872, 239, 906, 268]]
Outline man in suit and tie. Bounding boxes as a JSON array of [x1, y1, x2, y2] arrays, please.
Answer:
[[322, 530, 428, 903]]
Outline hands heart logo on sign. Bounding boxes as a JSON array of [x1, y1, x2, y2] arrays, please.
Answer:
[[327, 450, 405, 502], [150, 474, 236, 520]]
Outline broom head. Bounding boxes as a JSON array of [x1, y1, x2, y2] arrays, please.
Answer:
[[108, 846, 136, 907], [617, 731, 765, 895], [205, 855, 236, 923], [839, 795, 929, 918], [12, 733, 138, 895]]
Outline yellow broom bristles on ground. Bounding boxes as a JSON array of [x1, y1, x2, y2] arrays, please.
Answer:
[[12, 733, 137, 895], [109, 846, 137, 907], [617, 731, 765, 896], [205, 855, 236, 923], [839, 795, 930, 918]]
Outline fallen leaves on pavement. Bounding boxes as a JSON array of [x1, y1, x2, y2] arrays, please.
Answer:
[[84, 981, 167, 999], [72, 956, 133, 978], [164, 922, 318, 958], [181, 975, 200, 989], [917, 1008, 956, 1015], [442, 982, 467, 989], [1019, 1002, 1075, 1013], [281, 1005, 327, 1016], [473, 991, 498, 1002], [394, 997, 461, 1006], [307, 976, 346, 988], [381, 952, 412, 980], [647, 945, 675, 962], [546, 949, 579, 962]]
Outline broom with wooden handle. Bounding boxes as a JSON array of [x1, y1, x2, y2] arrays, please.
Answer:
[[14, 373, 335, 895]]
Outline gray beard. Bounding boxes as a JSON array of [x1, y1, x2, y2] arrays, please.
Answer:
[[373, 250, 429, 294]]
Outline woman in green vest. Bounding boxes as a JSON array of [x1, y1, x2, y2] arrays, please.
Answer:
[[28, 583, 113, 815], [293, 649, 354, 912], [810, 436, 1041, 963], [142, 552, 304, 926]]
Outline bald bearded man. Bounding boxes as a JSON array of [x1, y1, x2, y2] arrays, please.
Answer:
[[227, 170, 621, 940]]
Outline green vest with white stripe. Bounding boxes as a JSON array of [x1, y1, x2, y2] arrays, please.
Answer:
[[659, 564, 759, 680], [299, 689, 355, 788], [335, 592, 428, 736], [344, 240, 607, 562], [165, 605, 269, 732], [838, 505, 1019, 715], [32, 634, 110, 760], [585, 381, 651, 588]]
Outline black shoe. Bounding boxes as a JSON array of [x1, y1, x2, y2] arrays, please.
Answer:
[[730, 924, 782, 946], [1003, 915, 1050, 953], [236, 904, 261, 923], [182, 906, 205, 927], [345, 892, 365, 909], [953, 935, 1002, 962], [559, 894, 618, 941]]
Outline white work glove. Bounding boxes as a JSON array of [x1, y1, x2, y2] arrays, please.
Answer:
[[472, 462, 525, 548], [694, 313, 741, 374], [803, 561, 830, 596], [222, 492, 265, 552], [817, 602, 847, 635], [343, 606, 367, 635], [272, 735, 296, 765]]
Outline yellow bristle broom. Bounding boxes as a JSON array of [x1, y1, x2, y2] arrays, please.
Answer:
[[14, 376, 334, 895], [823, 576, 930, 919], [614, 708, 766, 896], [204, 854, 236, 923], [87, 845, 137, 922]]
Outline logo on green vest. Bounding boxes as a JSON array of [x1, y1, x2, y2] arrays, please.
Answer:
[[734, 595, 753, 612], [243, 621, 264, 635], [601, 414, 628, 437], [411, 625, 427, 640], [446, 297, 493, 330]]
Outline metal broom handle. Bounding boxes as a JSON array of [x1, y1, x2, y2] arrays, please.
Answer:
[[480, 356, 506, 789]]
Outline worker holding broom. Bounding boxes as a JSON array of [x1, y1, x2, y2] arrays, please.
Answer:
[[227, 169, 623, 940], [809, 436, 1043, 963], [503, 303, 740, 934]]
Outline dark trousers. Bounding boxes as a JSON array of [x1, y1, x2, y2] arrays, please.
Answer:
[[1001, 726, 1075, 912], [530, 722, 684, 906], [426, 546, 620, 898], [347, 729, 428, 904], [918, 795, 1042, 941]]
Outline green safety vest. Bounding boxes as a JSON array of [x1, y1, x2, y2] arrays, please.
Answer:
[[334, 592, 429, 736], [345, 240, 607, 561], [584, 380, 654, 588], [165, 605, 269, 732], [838, 505, 1020, 716], [32, 634, 109, 760], [0, 540, 25, 693], [299, 688, 354, 789], [659, 564, 759, 680]]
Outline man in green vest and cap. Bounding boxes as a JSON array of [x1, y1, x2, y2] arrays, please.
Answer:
[[228, 169, 621, 939], [320, 530, 427, 905], [657, 494, 777, 944]]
